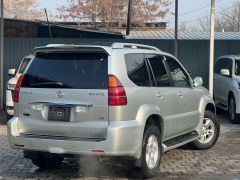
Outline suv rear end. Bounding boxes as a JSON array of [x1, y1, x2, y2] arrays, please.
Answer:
[[8, 43, 219, 178], [8, 44, 143, 158]]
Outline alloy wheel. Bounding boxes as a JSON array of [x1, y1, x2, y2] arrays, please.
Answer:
[[198, 118, 215, 144], [145, 135, 159, 169]]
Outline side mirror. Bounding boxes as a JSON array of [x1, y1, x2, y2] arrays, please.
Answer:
[[194, 76, 203, 87], [220, 69, 230, 76], [8, 68, 16, 76]]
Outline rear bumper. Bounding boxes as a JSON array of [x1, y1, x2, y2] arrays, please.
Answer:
[[7, 117, 144, 159]]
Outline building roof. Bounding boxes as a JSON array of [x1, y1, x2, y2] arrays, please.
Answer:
[[125, 31, 240, 40], [4, 17, 124, 38]]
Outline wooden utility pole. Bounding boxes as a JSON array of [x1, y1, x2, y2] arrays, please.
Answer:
[[126, 0, 132, 36], [44, 8, 52, 38]]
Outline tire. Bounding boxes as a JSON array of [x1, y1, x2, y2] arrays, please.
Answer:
[[27, 152, 63, 169], [228, 96, 240, 124], [189, 111, 220, 150], [138, 125, 162, 178]]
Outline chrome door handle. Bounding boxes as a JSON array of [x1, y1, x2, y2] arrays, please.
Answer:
[[177, 92, 183, 97], [156, 92, 163, 98]]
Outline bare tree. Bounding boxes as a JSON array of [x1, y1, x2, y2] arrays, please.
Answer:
[[57, 0, 171, 31], [198, 1, 240, 32], [220, 1, 240, 32], [4, 0, 45, 20], [178, 22, 188, 32], [198, 17, 211, 32]]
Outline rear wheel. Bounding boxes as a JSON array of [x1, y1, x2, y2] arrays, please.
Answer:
[[228, 96, 240, 124], [189, 111, 220, 150], [138, 125, 161, 178]]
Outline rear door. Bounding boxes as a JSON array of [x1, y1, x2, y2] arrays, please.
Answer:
[[17, 52, 109, 140], [145, 54, 178, 140]]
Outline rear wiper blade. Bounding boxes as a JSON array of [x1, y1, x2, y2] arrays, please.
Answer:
[[30, 82, 64, 86]]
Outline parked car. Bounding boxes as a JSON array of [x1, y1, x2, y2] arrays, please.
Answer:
[[7, 43, 220, 178], [6, 54, 33, 116], [214, 55, 240, 123]]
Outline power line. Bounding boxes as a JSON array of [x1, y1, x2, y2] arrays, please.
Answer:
[[179, 0, 224, 17], [179, 5, 233, 24]]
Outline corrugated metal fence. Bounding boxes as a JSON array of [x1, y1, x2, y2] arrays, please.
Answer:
[[3, 38, 240, 102]]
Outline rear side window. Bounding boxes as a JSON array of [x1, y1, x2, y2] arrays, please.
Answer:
[[125, 54, 151, 86], [21, 52, 108, 89], [18, 57, 32, 74], [146, 54, 171, 87]]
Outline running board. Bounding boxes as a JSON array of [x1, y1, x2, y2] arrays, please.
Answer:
[[162, 131, 199, 152]]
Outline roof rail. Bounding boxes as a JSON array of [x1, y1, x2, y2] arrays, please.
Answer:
[[111, 43, 161, 51], [46, 44, 67, 47]]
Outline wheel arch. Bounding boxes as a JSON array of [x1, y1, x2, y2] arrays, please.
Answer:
[[228, 91, 235, 102], [144, 114, 164, 138], [227, 91, 235, 109], [135, 104, 164, 159], [199, 95, 216, 115], [205, 103, 216, 114]]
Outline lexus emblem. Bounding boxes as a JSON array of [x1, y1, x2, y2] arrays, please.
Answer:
[[56, 91, 64, 98]]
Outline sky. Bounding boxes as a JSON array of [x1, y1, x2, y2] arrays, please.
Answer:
[[38, 0, 236, 29]]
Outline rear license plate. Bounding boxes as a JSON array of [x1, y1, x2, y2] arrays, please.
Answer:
[[48, 106, 71, 121]]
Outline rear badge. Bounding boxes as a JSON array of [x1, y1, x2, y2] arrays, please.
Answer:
[[89, 92, 105, 96], [56, 91, 64, 98]]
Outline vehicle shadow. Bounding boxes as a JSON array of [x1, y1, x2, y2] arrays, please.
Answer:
[[33, 157, 147, 179]]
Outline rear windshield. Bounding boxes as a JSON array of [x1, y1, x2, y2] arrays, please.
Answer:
[[21, 52, 108, 89]]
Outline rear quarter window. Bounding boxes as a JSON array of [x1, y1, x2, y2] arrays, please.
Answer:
[[125, 53, 151, 86], [21, 52, 108, 89]]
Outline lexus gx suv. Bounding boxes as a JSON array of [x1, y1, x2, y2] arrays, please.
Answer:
[[8, 43, 220, 178]]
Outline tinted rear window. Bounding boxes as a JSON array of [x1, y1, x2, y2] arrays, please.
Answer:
[[21, 52, 108, 89]]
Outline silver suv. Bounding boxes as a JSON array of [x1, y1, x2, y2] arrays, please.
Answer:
[[8, 43, 219, 178]]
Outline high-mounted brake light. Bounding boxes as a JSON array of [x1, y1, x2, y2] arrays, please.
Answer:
[[12, 75, 24, 103], [108, 75, 127, 106]]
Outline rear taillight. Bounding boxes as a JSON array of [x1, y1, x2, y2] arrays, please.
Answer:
[[12, 75, 24, 103], [108, 75, 127, 106]]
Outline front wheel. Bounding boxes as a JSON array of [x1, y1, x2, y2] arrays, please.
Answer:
[[138, 125, 161, 178], [189, 111, 220, 150]]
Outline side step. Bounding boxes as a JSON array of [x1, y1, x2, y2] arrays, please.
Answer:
[[162, 131, 199, 152]]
